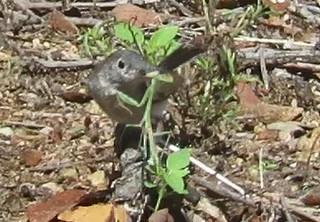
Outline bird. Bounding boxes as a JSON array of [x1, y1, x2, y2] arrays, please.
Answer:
[[87, 36, 212, 124]]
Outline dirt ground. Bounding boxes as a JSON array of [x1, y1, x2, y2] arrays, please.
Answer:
[[1, 0, 320, 221]]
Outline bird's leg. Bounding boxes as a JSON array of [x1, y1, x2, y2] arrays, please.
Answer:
[[114, 123, 143, 157]]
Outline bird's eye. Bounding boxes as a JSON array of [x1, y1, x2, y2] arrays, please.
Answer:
[[117, 59, 125, 69]]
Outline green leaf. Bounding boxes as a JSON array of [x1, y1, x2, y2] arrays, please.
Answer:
[[155, 73, 173, 83], [263, 160, 278, 170], [145, 72, 173, 83], [148, 26, 179, 53], [164, 173, 187, 194], [114, 22, 144, 44], [114, 22, 134, 42], [145, 71, 160, 78], [165, 40, 180, 56], [166, 149, 190, 171], [171, 168, 189, 178], [131, 26, 145, 45], [144, 180, 157, 188], [117, 91, 140, 107]]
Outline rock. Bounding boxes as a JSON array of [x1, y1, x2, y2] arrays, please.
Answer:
[[0, 127, 14, 138]]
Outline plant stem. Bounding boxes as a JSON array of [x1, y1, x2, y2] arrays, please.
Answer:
[[142, 78, 159, 170], [155, 185, 165, 211]]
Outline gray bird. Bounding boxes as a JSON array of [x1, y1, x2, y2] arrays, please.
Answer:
[[87, 37, 211, 124]]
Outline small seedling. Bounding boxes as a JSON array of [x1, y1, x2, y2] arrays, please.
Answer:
[[79, 23, 113, 58], [146, 148, 190, 211], [113, 22, 180, 65], [192, 43, 261, 127], [113, 22, 145, 54], [145, 25, 180, 63], [163, 148, 190, 194], [252, 159, 279, 171], [228, 0, 276, 36]]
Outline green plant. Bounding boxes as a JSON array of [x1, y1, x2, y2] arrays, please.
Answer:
[[79, 21, 180, 63], [113, 22, 144, 49], [117, 70, 191, 210], [2, 56, 23, 77], [113, 22, 180, 64], [163, 149, 190, 194], [192, 43, 261, 127], [252, 159, 279, 170], [145, 25, 180, 63], [230, 0, 272, 36], [79, 22, 113, 58], [192, 46, 238, 123], [146, 148, 190, 211]]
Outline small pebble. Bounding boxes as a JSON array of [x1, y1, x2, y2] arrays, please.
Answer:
[[0, 127, 14, 137], [43, 41, 50, 49], [40, 182, 63, 194], [32, 38, 41, 49], [22, 41, 32, 48], [87, 170, 107, 189]]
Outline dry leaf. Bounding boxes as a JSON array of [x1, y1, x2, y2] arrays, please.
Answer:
[[296, 126, 320, 161], [149, 208, 174, 222], [259, 15, 284, 27], [48, 9, 78, 34], [60, 90, 92, 103], [261, 0, 290, 12], [197, 198, 228, 222], [314, 72, 320, 79], [255, 129, 279, 140], [48, 117, 65, 143], [21, 149, 44, 167], [58, 203, 128, 222], [110, 3, 170, 27], [235, 81, 303, 124], [87, 170, 107, 190], [0, 51, 11, 61], [27, 189, 87, 222], [235, 81, 261, 105], [300, 186, 320, 206], [234, 40, 257, 48]]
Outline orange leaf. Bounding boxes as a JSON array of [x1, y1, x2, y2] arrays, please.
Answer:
[[27, 189, 87, 222], [58, 203, 128, 222]]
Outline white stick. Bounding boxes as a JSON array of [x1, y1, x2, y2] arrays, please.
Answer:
[[167, 144, 247, 196], [234, 36, 314, 49]]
